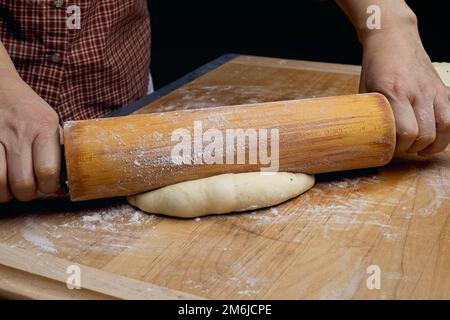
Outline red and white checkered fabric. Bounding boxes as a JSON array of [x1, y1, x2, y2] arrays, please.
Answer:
[[0, 0, 151, 121]]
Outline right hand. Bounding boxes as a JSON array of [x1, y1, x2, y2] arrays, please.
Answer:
[[0, 69, 62, 203], [360, 27, 450, 156]]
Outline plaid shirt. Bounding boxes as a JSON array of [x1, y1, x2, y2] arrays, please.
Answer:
[[0, 0, 151, 121]]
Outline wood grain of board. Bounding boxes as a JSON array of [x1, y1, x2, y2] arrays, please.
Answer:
[[0, 55, 448, 299]]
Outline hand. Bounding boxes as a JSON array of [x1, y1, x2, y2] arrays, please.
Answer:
[[0, 69, 62, 203], [359, 24, 450, 156]]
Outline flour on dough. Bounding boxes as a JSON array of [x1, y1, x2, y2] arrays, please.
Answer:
[[128, 172, 315, 218], [433, 62, 450, 86]]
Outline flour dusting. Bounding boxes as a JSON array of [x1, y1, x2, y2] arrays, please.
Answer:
[[14, 204, 157, 256], [22, 218, 57, 253]]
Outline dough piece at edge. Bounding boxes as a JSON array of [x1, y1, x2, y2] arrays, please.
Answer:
[[433, 62, 450, 87], [128, 172, 315, 218]]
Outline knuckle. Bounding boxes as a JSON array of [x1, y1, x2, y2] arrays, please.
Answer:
[[10, 179, 35, 193], [34, 117, 59, 134], [36, 165, 58, 179], [397, 125, 419, 141], [415, 133, 436, 145], [38, 184, 59, 195], [5, 119, 30, 137], [12, 190, 36, 202], [436, 115, 450, 132], [416, 79, 436, 95], [369, 76, 408, 96], [437, 121, 450, 132], [2, 108, 59, 139], [2, 122, 35, 146], [40, 112, 59, 126], [2, 144, 27, 158]]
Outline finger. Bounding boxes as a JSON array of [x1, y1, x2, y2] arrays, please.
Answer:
[[419, 95, 450, 155], [407, 97, 436, 153], [0, 143, 12, 203], [7, 142, 37, 202], [59, 126, 64, 145], [389, 98, 419, 153], [32, 128, 61, 194]]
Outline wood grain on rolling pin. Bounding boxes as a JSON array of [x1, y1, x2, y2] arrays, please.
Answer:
[[64, 93, 396, 201]]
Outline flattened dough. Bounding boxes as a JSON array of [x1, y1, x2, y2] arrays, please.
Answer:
[[128, 172, 315, 218], [433, 62, 450, 86]]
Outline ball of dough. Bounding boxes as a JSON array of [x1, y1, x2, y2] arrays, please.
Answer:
[[128, 172, 315, 218]]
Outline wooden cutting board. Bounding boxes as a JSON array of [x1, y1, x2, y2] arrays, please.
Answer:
[[0, 55, 449, 299]]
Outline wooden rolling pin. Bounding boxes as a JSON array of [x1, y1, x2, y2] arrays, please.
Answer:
[[64, 93, 396, 201]]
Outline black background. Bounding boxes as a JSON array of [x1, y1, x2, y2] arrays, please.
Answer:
[[147, 0, 449, 89]]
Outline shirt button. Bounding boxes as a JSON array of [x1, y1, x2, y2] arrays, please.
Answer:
[[51, 53, 62, 63], [54, 0, 64, 8]]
